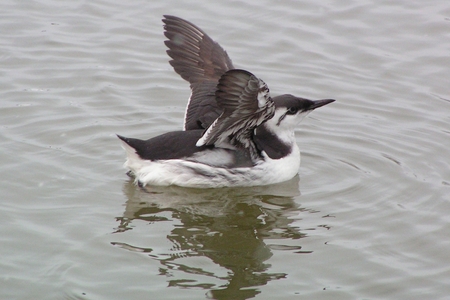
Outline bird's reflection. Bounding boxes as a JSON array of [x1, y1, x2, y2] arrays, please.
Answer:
[[113, 176, 316, 300]]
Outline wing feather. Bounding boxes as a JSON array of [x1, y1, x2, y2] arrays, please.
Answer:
[[196, 69, 275, 161], [163, 15, 235, 130]]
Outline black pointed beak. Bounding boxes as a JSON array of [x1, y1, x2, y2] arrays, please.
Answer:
[[309, 99, 335, 110]]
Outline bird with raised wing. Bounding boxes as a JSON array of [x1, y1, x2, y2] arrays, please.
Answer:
[[118, 15, 335, 188]]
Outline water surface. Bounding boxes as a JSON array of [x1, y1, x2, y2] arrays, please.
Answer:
[[1, 0, 449, 299]]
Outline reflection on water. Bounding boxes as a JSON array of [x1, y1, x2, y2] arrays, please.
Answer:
[[112, 178, 319, 299]]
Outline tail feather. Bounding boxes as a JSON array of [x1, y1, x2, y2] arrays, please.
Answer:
[[117, 135, 147, 176], [117, 135, 146, 159]]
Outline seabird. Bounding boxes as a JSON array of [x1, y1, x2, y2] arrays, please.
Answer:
[[118, 15, 335, 188]]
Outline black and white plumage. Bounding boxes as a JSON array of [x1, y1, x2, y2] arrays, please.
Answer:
[[118, 15, 335, 188], [196, 69, 275, 161]]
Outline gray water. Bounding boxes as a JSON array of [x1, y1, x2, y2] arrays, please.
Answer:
[[1, 1, 449, 299]]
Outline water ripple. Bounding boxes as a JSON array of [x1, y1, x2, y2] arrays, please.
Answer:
[[1, 0, 450, 299]]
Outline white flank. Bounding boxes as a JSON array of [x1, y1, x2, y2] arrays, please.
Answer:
[[121, 140, 301, 188]]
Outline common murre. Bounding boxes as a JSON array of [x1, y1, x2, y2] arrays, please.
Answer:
[[118, 15, 335, 188]]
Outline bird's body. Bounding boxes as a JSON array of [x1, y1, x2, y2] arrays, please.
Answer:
[[118, 15, 335, 188], [120, 133, 300, 188]]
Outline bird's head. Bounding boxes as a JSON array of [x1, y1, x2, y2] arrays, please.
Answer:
[[261, 94, 335, 139]]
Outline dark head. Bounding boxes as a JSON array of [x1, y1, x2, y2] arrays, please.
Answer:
[[264, 94, 335, 128]]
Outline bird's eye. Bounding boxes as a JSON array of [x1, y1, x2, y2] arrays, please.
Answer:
[[286, 107, 299, 115]]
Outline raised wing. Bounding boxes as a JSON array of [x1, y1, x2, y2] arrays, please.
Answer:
[[162, 15, 235, 130], [196, 69, 275, 161]]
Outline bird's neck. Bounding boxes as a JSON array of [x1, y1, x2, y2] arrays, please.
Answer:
[[254, 123, 295, 159]]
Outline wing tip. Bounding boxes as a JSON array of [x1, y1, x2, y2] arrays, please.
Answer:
[[195, 138, 205, 147]]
